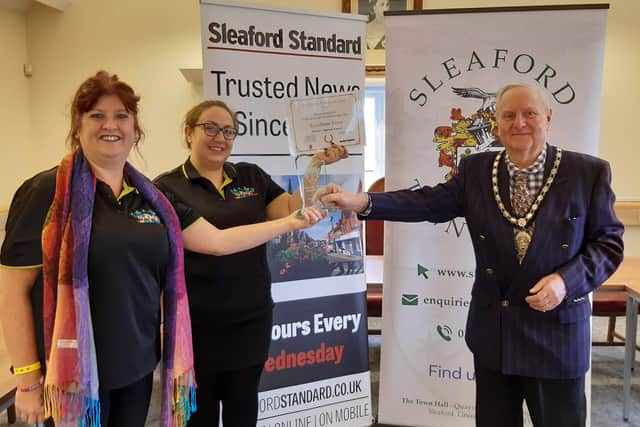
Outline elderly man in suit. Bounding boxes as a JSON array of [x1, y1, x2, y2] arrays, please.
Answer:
[[317, 83, 624, 427]]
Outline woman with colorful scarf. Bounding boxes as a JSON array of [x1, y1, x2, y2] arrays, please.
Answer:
[[0, 71, 324, 427]]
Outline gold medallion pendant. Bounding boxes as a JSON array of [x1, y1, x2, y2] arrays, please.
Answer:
[[492, 148, 562, 263], [492, 149, 562, 230], [515, 229, 532, 260]]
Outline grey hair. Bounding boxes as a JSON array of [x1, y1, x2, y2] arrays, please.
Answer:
[[495, 83, 551, 113]]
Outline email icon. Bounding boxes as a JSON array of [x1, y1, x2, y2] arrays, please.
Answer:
[[402, 294, 419, 306]]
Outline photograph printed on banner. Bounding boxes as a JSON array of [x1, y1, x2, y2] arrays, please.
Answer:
[[356, 0, 411, 50], [267, 173, 363, 283], [344, 0, 420, 69]]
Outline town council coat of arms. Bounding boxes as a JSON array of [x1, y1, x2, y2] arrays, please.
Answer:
[[433, 87, 503, 181]]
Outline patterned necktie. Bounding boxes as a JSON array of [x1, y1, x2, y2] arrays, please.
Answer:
[[512, 171, 530, 217], [512, 171, 532, 263]]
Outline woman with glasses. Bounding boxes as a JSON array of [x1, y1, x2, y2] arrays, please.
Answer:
[[154, 100, 348, 427]]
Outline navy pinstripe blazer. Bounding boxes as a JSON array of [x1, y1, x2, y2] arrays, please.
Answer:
[[367, 145, 624, 379]]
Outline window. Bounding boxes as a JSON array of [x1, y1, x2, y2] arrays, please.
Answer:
[[363, 78, 386, 191]]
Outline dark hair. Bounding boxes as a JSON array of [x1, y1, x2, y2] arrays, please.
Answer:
[[184, 100, 238, 148], [67, 70, 144, 150]]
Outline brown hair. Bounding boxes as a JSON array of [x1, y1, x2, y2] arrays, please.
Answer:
[[67, 70, 144, 150], [183, 100, 238, 148]]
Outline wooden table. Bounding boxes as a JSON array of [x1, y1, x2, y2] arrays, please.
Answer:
[[365, 255, 383, 286], [603, 257, 640, 422], [365, 256, 384, 332]]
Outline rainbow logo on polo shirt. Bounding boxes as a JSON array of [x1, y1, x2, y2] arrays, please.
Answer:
[[130, 209, 161, 224], [230, 186, 258, 199]]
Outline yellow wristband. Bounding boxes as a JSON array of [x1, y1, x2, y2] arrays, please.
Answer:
[[12, 361, 41, 375]]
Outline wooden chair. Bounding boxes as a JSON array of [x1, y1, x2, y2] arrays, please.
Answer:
[[0, 391, 16, 425], [365, 177, 385, 256], [366, 177, 385, 334], [592, 289, 640, 351], [0, 330, 16, 424], [366, 288, 383, 335]]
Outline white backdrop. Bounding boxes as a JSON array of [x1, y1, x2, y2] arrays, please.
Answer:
[[379, 6, 608, 426], [200, 2, 372, 426]]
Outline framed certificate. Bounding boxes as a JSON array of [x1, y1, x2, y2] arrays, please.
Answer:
[[288, 93, 364, 155]]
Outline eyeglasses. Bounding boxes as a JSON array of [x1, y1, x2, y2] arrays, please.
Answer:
[[194, 122, 238, 141]]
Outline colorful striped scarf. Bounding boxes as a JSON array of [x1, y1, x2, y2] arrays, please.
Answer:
[[42, 150, 196, 426]]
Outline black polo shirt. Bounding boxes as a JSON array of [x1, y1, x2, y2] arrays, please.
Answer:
[[154, 158, 285, 371], [1, 167, 169, 390]]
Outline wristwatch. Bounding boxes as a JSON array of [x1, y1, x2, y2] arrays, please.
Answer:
[[360, 192, 373, 216]]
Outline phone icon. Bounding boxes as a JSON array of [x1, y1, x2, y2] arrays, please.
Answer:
[[437, 324, 452, 341]]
